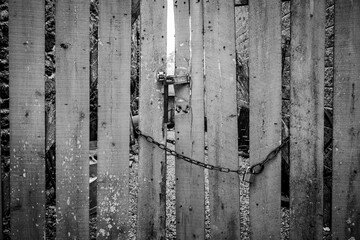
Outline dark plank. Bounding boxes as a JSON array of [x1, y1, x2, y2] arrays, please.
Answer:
[[97, 0, 132, 239], [55, 0, 90, 238], [248, 0, 282, 238], [136, 0, 167, 239], [289, 0, 325, 239], [0, 100, 2, 239], [235, 0, 289, 7], [9, 0, 46, 238], [131, 0, 140, 24], [204, 0, 241, 238], [174, 0, 205, 239], [332, 0, 360, 238]]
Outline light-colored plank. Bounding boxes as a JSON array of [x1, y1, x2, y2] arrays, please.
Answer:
[[332, 0, 360, 238], [204, 0, 240, 238], [8, 0, 45, 238], [289, 0, 325, 239], [55, 0, 90, 238], [248, 0, 282, 238], [174, 0, 205, 239], [97, 0, 132, 239], [136, 0, 167, 239]]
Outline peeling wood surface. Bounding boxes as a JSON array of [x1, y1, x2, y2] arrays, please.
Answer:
[[332, 0, 360, 239], [9, 0, 45, 238], [136, 0, 167, 239], [97, 0, 132, 239], [204, 0, 241, 239], [248, 0, 282, 238], [289, 0, 325, 239], [174, 0, 205, 239], [55, 0, 90, 238]]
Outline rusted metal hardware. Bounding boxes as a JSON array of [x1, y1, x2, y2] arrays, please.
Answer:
[[157, 71, 190, 128], [157, 71, 190, 85]]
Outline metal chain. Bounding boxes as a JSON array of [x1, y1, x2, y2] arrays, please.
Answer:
[[134, 127, 289, 177], [248, 137, 290, 175]]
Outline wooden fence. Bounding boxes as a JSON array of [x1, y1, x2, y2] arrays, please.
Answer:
[[1, 0, 360, 239]]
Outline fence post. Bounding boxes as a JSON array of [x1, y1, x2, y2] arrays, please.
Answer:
[[55, 0, 90, 238], [0, 100, 2, 240], [9, 0, 46, 238], [173, 0, 206, 238], [248, 0, 282, 238], [290, 0, 325, 239], [97, 0, 132, 239], [332, 0, 360, 238], [204, 0, 240, 238], [136, 0, 167, 239]]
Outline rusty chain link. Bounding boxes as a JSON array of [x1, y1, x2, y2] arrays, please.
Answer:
[[134, 127, 289, 179]]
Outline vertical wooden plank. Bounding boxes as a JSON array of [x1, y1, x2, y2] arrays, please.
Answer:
[[56, 0, 90, 238], [290, 0, 325, 239], [332, 0, 360, 238], [174, 0, 205, 239], [136, 0, 167, 239], [248, 0, 282, 239], [0, 102, 2, 240], [97, 0, 132, 239], [9, 0, 45, 238], [204, 0, 240, 239]]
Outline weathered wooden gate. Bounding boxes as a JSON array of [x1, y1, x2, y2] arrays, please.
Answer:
[[1, 0, 360, 239]]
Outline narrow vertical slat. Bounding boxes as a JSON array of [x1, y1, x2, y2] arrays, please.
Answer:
[[0, 102, 2, 239], [136, 0, 167, 239], [97, 0, 131, 239], [248, 0, 282, 239], [204, 0, 240, 238], [56, 0, 90, 238], [332, 0, 360, 238], [290, 0, 325, 239], [9, 0, 45, 238], [174, 0, 205, 239]]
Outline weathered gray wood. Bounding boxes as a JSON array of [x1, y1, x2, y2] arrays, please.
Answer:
[[204, 0, 240, 239], [289, 0, 325, 239], [248, 0, 282, 238], [56, 0, 90, 238], [97, 0, 132, 239], [174, 0, 205, 239], [136, 0, 167, 239], [9, 0, 45, 238], [332, 0, 360, 238], [0, 101, 2, 240]]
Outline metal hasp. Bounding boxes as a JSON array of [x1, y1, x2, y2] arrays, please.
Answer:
[[157, 71, 191, 128]]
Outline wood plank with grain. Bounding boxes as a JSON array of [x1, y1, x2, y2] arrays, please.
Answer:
[[248, 0, 282, 238], [136, 0, 167, 239], [289, 0, 325, 239], [174, 0, 205, 239], [97, 0, 132, 239], [56, 0, 90, 238], [9, 0, 45, 238], [332, 0, 360, 238], [204, 0, 240, 238]]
